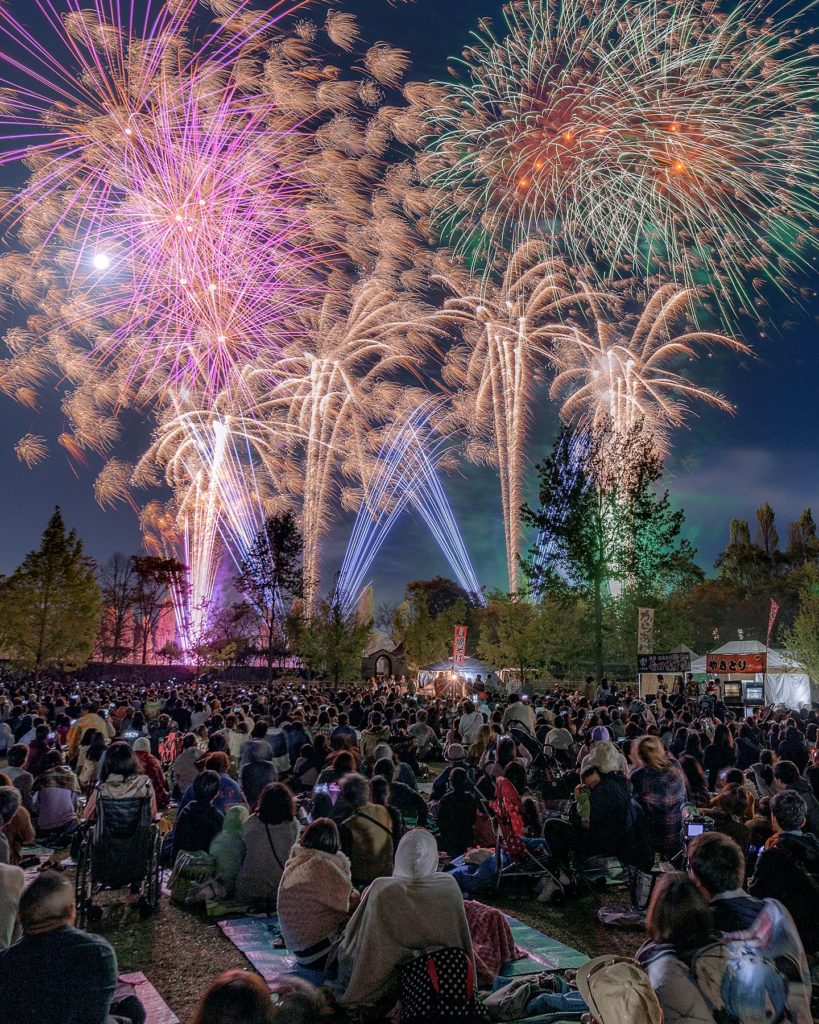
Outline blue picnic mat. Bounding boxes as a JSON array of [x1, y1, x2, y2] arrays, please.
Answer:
[[500, 916, 588, 977], [217, 916, 328, 987]]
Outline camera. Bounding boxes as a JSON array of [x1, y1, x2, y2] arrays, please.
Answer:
[[682, 813, 714, 843]]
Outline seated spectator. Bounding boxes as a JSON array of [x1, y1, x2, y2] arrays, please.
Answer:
[[23, 725, 54, 777], [190, 970, 320, 1024], [686, 832, 812, 1024], [173, 770, 224, 863], [710, 768, 754, 820], [338, 773, 394, 887], [679, 755, 711, 807], [360, 712, 391, 763], [0, 858, 24, 948], [236, 782, 300, 908], [0, 787, 22, 864], [0, 775, 34, 864], [0, 871, 145, 1024], [370, 776, 404, 849], [172, 733, 201, 797], [77, 731, 106, 791], [277, 817, 357, 970], [436, 766, 477, 858], [336, 828, 474, 1008], [748, 790, 819, 954], [468, 723, 494, 766], [179, 752, 247, 816], [703, 724, 736, 791], [209, 805, 249, 897], [30, 750, 80, 843], [637, 873, 717, 1024], [773, 760, 819, 836], [372, 757, 428, 825], [239, 744, 278, 810], [407, 709, 441, 761], [132, 737, 170, 810], [501, 693, 536, 735], [84, 741, 157, 822], [630, 736, 686, 859], [4, 745, 33, 811]]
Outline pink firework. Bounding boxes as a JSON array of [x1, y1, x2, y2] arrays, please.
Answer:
[[0, 0, 322, 399]]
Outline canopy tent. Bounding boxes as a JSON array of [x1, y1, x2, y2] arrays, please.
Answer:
[[417, 657, 496, 689], [690, 640, 818, 709]]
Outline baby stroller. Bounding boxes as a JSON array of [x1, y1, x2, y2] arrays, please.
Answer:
[[75, 786, 162, 927], [490, 776, 569, 904]]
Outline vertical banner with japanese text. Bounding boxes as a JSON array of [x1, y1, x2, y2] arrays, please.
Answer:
[[637, 608, 655, 656], [452, 624, 468, 663]]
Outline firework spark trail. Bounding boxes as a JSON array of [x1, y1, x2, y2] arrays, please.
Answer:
[[248, 281, 436, 607], [415, 0, 819, 313], [337, 404, 484, 614], [547, 282, 753, 451], [433, 244, 599, 591]]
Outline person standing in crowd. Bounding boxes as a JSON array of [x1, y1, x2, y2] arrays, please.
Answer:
[[630, 736, 687, 860]]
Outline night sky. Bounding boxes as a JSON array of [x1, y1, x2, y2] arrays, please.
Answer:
[[0, 0, 816, 606]]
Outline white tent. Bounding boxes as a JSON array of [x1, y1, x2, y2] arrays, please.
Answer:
[[690, 640, 817, 709], [417, 657, 495, 688]]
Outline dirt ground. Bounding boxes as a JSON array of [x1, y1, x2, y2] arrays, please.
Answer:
[[89, 879, 643, 1022]]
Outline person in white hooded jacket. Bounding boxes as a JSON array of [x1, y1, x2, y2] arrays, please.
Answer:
[[335, 827, 474, 1008], [276, 817, 357, 970]]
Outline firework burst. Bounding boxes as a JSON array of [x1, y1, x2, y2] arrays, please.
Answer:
[[415, 0, 819, 311], [548, 282, 752, 449]]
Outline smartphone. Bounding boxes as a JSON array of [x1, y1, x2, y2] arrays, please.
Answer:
[[686, 822, 705, 838]]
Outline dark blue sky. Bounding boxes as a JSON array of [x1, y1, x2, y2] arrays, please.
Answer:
[[0, 0, 816, 606]]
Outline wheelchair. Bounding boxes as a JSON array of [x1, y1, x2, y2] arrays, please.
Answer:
[[75, 789, 163, 928]]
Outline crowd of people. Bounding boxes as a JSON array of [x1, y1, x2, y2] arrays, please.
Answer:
[[0, 672, 817, 1023]]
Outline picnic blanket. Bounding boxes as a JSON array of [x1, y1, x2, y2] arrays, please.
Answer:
[[217, 916, 328, 988], [118, 973, 178, 1024], [499, 917, 588, 977]]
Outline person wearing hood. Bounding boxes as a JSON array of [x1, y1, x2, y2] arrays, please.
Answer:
[[132, 737, 170, 810], [335, 827, 474, 1008], [637, 873, 717, 1024], [277, 818, 357, 970], [360, 712, 391, 763], [209, 804, 249, 896]]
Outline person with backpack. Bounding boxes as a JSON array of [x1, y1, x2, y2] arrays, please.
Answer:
[[637, 873, 717, 1024], [335, 828, 475, 1013], [687, 832, 812, 1024], [748, 790, 819, 954]]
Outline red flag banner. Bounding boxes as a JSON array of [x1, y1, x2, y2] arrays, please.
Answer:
[[452, 624, 468, 663], [766, 599, 780, 647], [706, 652, 766, 675]]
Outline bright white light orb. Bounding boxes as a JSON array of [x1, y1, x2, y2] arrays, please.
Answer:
[[92, 253, 110, 271]]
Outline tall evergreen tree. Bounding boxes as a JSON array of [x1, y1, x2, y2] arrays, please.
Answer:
[[0, 507, 102, 678], [523, 421, 692, 682]]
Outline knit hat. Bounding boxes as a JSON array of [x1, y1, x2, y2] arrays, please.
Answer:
[[445, 743, 467, 762], [133, 737, 151, 753], [590, 726, 611, 743], [575, 956, 662, 1024]]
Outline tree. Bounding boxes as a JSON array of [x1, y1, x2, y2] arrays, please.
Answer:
[[0, 507, 102, 678], [787, 509, 819, 568], [405, 577, 473, 618], [523, 421, 693, 683], [290, 585, 372, 688], [96, 552, 137, 664], [715, 518, 768, 595], [131, 555, 188, 665], [235, 511, 304, 680], [788, 568, 819, 684], [755, 503, 779, 558]]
